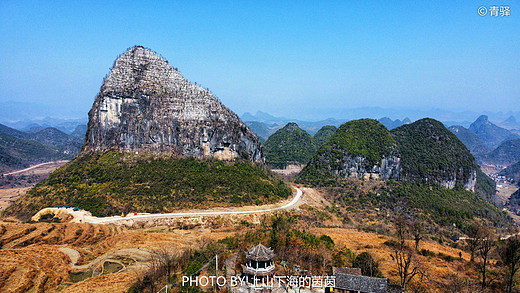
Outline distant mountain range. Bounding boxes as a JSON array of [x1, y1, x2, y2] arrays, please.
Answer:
[[241, 111, 415, 141], [469, 115, 520, 149], [447, 115, 520, 165], [0, 123, 86, 171], [242, 111, 344, 141], [378, 117, 411, 130]]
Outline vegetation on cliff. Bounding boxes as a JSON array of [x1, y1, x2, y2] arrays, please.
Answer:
[[5, 151, 291, 219], [263, 123, 317, 168], [298, 119, 398, 184], [322, 179, 508, 231], [391, 118, 477, 188]]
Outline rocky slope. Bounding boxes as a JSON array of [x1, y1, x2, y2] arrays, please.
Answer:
[[263, 123, 317, 168], [86, 46, 262, 162]]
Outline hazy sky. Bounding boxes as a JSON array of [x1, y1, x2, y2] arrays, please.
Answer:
[[0, 1, 518, 120]]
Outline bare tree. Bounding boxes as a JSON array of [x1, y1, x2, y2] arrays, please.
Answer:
[[391, 217, 422, 289], [395, 216, 408, 247], [152, 246, 178, 281], [476, 226, 495, 291], [499, 236, 520, 293]]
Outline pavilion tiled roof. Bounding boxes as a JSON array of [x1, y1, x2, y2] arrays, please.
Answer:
[[246, 244, 275, 261]]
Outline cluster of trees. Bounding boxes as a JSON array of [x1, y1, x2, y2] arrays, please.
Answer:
[[388, 217, 520, 291], [156, 212, 385, 293]]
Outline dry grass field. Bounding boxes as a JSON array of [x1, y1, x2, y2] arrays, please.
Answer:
[[311, 227, 479, 291]]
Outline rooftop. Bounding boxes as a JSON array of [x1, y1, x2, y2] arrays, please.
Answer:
[[334, 272, 388, 293], [246, 244, 275, 261]]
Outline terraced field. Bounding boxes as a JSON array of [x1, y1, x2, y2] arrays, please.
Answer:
[[0, 222, 123, 292], [0, 221, 231, 293]]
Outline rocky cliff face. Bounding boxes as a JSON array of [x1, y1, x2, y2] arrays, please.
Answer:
[[86, 46, 262, 161]]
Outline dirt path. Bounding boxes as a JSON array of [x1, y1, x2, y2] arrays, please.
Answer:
[[32, 187, 304, 225], [90, 187, 303, 224], [1, 160, 69, 176], [59, 247, 81, 265]]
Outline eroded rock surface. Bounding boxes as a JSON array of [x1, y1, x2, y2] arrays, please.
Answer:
[[86, 46, 262, 161]]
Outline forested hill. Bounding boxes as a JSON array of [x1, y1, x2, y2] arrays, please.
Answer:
[[263, 123, 317, 169], [313, 125, 337, 148], [298, 119, 400, 184], [391, 118, 478, 190]]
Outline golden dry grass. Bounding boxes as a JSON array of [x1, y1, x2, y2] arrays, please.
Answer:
[[311, 227, 479, 291]]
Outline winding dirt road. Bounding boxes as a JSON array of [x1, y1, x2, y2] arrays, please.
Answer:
[[90, 187, 303, 224]]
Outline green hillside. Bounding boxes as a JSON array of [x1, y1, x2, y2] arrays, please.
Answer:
[[0, 132, 69, 172], [263, 123, 317, 168], [484, 139, 520, 166], [313, 125, 337, 148], [391, 118, 477, 187], [499, 160, 520, 184], [298, 119, 397, 184], [448, 125, 491, 156], [322, 119, 395, 165], [5, 151, 291, 220]]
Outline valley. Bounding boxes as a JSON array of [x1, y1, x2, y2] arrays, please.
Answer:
[[0, 160, 69, 212]]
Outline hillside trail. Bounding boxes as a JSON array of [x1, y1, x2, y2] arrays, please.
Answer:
[[32, 187, 304, 225]]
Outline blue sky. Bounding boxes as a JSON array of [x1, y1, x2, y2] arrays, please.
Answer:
[[0, 1, 518, 121]]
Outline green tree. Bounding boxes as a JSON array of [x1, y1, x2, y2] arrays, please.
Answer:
[[353, 252, 382, 277]]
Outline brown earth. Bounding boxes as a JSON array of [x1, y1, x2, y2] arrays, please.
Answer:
[[0, 186, 499, 292], [0, 220, 234, 292]]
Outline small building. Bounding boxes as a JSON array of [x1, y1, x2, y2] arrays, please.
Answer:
[[242, 244, 276, 283]]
